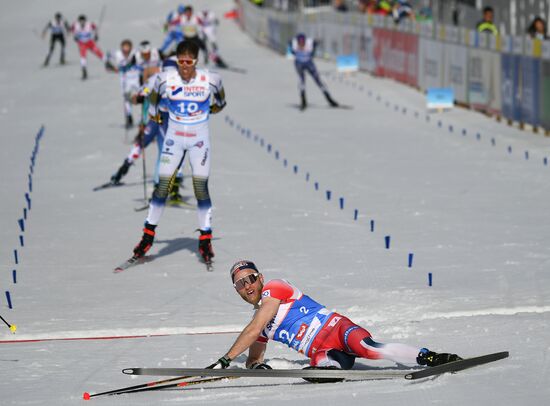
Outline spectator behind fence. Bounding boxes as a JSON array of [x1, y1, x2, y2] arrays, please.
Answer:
[[527, 16, 548, 40], [393, 0, 415, 24], [476, 6, 498, 35], [333, 0, 349, 12]]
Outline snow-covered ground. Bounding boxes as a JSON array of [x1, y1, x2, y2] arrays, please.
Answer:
[[1, 0, 549, 404]]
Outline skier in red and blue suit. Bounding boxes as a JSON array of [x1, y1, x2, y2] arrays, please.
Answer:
[[207, 260, 462, 380]]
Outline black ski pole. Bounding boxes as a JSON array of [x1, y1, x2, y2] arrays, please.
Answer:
[[83, 375, 192, 400], [0, 314, 17, 333]]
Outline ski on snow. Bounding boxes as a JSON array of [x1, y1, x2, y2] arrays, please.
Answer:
[[122, 351, 508, 381]]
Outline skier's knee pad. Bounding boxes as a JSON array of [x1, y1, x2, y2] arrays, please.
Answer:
[[152, 176, 171, 203], [326, 349, 356, 370], [192, 176, 211, 208]]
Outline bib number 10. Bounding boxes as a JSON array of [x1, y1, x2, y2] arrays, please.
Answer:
[[177, 101, 200, 115]]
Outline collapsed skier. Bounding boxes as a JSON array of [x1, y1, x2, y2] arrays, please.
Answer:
[[207, 260, 462, 379]]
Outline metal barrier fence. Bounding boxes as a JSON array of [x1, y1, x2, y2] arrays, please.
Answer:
[[237, 1, 550, 133]]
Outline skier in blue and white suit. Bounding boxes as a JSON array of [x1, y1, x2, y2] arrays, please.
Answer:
[[131, 40, 226, 265], [289, 33, 338, 110]]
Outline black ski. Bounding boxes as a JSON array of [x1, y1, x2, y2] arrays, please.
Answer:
[[404, 351, 509, 380], [122, 367, 405, 380], [93, 181, 124, 191], [113, 255, 150, 273]]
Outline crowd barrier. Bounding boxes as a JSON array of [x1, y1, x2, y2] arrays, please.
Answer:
[[236, 2, 550, 133]]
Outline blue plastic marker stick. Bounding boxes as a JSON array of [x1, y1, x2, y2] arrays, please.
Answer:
[[12, 270, 17, 284], [306, 172, 310, 182], [315, 182, 319, 191], [14, 249, 19, 265], [370, 220, 375, 232], [5, 291, 12, 309], [30, 165, 33, 174], [491, 138, 496, 146], [408, 253, 414, 268], [525, 151, 529, 160], [428, 273, 433, 286], [544, 157, 548, 166], [508, 146, 512, 153], [19, 235, 24, 247], [438, 121, 442, 128], [449, 125, 453, 132], [260, 139, 264, 147], [267, 144, 272, 153], [339, 197, 344, 210], [476, 133, 481, 140], [18, 219, 24, 232], [354, 209, 358, 220], [28, 175, 32, 192], [23, 208, 27, 220], [275, 151, 279, 160], [236, 124, 241, 131], [283, 159, 287, 167], [293, 165, 298, 174], [402, 108, 407, 114], [384, 235, 390, 249], [25, 193, 31, 210], [326, 190, 331, 201]]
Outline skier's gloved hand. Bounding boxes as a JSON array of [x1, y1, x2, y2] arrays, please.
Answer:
[[249, 362, 272, 370], [206, 355, 231, 369]]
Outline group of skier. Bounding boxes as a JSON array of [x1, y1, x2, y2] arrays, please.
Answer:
[[41, 6, 465, 378]]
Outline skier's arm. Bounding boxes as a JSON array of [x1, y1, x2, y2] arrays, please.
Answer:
[[224, 297, 280, 361], [42, 22, 51, 38], [246, 340, 267, 368]]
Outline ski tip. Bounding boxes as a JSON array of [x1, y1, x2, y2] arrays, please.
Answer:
[[83, 392, 91, 400], [122, 368, 135, 375]]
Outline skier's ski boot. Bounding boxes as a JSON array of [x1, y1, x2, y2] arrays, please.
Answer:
[[133, 223, 156, 258], [198, 230, 214, 263], [167, 177, 184, 206], [417, 348, 462, 367], [324, 91, 339, 108], [110, 158, 132, 185], [301, 366, 344, 384], [300, 90, 307, 111]]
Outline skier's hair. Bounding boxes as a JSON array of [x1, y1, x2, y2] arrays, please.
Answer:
[[176, 40, 199, 58], [120, 39, 132, 48]]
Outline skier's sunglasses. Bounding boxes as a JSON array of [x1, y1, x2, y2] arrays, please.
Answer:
[[176, 58, 197, 67], [233, 273, 260, 290]]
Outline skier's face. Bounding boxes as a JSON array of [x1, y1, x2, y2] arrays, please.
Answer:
[[121, 44, 132, 57], [233, 269, 264, 305], [176, 52, 197, 80]]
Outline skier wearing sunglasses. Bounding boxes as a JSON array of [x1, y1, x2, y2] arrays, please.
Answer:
[[207, 260, 462, 381], [131, 40, 226, 267]]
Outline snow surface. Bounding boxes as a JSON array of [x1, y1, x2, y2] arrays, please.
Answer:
[[1, 0, 550, 404]]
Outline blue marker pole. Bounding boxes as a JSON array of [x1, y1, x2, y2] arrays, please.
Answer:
[[544, 157, 548, 166], [462, 129, 467, 136], [326, 190, 331, 201], [314, 182, 319, 191], [525, 151, 529, 160], [18, 219, 24, 232], [5, 291, 13, 309], [12, 270, 17, 284], [508, 146, 512, 153], [25, 193, 31, 210], [283, 159, 288, 167], [267, 144, 272, 153], [275, 151, 279, 160], [408, 253, 414, 268], [339, 197, 344, 210], [14, 249, 19, 265], [293, 165, 298, 174], [384, 235, 391, 249], [428, 273, 433, 286], [476, 133, 481, 140], [19, 235, 24, 247], [491, 138, 496, 146], [23, 208, 27, 220], [306, 172, 310, 182], [370, 220, 375, 232], [354, 209, 358, 220]]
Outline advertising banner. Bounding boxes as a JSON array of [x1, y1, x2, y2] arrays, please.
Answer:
[[520, 56, 540, 126], [468, 48, 494, 110], [418, 38, 444, 90], [443, 43, 468, 103], [501, 53, 521, 122], [540, 60, 550, 130], [373, 28, 418, 86]]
